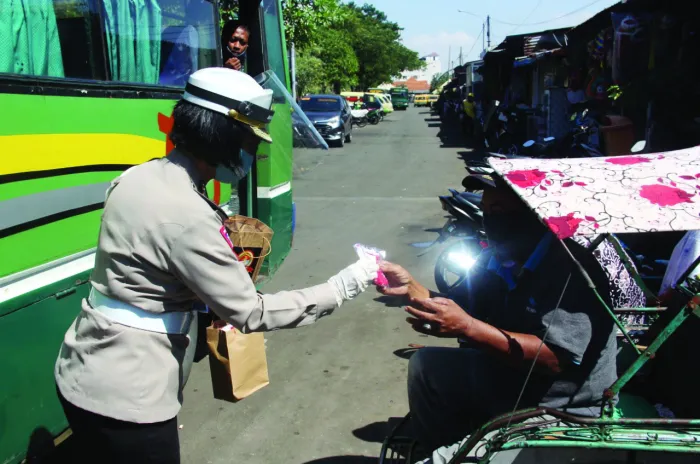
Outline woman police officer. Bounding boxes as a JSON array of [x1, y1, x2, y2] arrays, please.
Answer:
[[54, 68, 378, 463]]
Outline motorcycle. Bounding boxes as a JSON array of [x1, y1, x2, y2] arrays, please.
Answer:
[[431, 190, 487, 296], [351, 108, 369, 128], [519, 110, 603, 158], [367, 108, 382, 125]]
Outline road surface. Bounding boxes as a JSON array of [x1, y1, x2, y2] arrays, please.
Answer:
[[178, 107, 462, 463]]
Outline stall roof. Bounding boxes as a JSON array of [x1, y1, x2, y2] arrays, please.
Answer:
[[488, 27, 570, 58], [567, 0, 689, 44], [513, 47, 566, 68], [488, 148, 700, 238]]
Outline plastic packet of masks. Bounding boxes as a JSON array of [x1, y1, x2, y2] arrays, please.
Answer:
[[354, 244, 388, 286]]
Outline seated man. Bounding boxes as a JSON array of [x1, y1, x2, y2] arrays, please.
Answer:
[[379, 181, 632, 460]]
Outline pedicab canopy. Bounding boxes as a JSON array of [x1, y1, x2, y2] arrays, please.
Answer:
[[487, 147, 700, 239]]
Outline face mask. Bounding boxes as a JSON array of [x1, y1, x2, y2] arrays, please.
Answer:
[[227, 45, 247, 60], [214, 150, 255, 184]]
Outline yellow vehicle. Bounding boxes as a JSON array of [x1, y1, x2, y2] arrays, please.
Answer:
[[377, 93, 394, 114], [414, 94, 429, 107], [428, 94, 439, 105]]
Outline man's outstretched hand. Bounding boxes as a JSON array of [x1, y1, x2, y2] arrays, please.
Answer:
[[377, 262, 430, 301], [406, 297, 474, 338]]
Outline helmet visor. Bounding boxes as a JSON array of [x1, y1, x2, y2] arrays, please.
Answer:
[[253, 70, 328, 150]]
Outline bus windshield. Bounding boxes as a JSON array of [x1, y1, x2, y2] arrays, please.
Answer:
[[390, 89, 408, 98]]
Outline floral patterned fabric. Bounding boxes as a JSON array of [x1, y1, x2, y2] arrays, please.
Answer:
[[572, 236, 646, 311], [488, 148, 700, 239]]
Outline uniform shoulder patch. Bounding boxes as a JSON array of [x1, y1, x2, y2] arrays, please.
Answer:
[[219, 226, 238, 258]]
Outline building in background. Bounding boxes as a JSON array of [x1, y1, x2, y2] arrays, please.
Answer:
[[400, 52, 441, 85], [391, 76, 430, 94]]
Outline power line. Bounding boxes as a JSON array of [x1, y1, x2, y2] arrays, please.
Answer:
[[508, 0, 543, 35], [457, 0, 608, 28], [464, 27, 484, 61]]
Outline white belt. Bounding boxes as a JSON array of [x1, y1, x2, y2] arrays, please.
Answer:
[[88, 286, 195, 335]]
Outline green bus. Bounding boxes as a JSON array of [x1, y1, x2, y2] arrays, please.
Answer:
[[0, 1, 295, 462], [389, 86, 409, 110]]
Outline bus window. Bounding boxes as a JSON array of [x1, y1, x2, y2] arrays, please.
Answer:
[[261, 0, 287, 85], [0, 0, 218, 87], [158, 0, 218, 86]]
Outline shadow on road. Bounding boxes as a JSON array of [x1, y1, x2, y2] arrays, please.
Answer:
[[352, 417, 408, 444], [374, 296, 404, 308], [393, 347, 420, 360], [302, 457, 378, 463]]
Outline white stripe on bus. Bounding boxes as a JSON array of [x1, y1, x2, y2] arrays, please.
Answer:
[[0, 251, 96, 305], [257, 181, 291, 199]]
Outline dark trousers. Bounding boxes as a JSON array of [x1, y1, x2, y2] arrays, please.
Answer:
[[462, 115, 474, 139], [57, 387, 180, 464]]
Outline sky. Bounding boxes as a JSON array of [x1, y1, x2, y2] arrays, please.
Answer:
[[366, 0, 621, 72]]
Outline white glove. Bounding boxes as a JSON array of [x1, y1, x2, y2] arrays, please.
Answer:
[[328, 258, 379, 307]]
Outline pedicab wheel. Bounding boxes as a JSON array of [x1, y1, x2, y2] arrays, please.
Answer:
[[379, 414, 420, 464], [356, 119, 367, 128]]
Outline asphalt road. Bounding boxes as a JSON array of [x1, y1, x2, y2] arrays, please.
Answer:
[[178, 107, 463, 463]]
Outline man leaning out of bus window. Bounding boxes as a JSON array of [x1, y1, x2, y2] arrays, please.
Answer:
[[223, 22, 250, 72]]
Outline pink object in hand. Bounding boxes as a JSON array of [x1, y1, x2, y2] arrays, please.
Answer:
[[354, 243, 388, 286], [374, 268, 389, 287]]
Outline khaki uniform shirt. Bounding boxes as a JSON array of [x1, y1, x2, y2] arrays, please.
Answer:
[[55, 151, 337, 423]]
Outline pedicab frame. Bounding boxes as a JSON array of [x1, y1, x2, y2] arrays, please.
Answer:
[[381, 148, 700, 463]]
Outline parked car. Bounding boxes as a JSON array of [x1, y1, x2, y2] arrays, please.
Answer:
[[300, 94, 353, 147], [414, 95, 429, 107], [377, 93, 394, 114]]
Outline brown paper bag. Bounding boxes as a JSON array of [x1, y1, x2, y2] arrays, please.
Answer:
[[224, 215, 274, 281], [206, 322, 269, 402]]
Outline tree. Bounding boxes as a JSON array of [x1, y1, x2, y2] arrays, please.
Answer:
[[296, 48, 325, 95], [341, 3, 423, 90], [315, 29, 359, 93], [430, 72, 450, 93], [281, 0, 347, 50]]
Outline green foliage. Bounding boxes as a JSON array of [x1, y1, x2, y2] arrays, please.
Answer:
[[281, 0, 348, 50], [315, 29, 359, 93], [341, 2, 422, 90], [219, 0, 239, 29], [430, 72, 450, 92], [296, 48, 326, 95], [292, 2, 422, 93]]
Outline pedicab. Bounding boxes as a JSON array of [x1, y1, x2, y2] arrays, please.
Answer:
[[380, 147, 700, 464]]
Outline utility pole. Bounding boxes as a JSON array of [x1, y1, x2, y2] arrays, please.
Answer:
[[459, 47, 463, 66], [487, 15, 491, 49]]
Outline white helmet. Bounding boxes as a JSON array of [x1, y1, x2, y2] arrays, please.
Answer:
[[183, 67, 274, 143]]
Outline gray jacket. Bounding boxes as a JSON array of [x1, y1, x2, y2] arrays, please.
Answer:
[[55, 151, 337, 423]]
